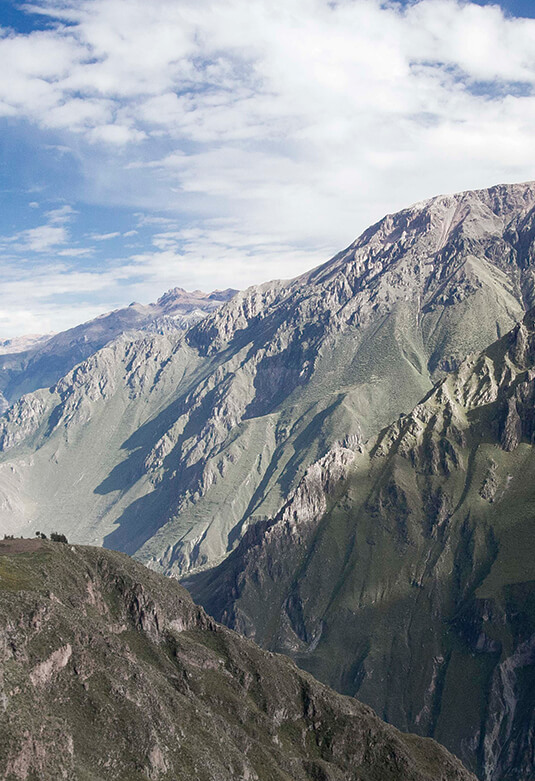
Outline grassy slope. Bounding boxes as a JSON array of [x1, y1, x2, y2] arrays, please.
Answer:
[[0, 540, 475, 781]]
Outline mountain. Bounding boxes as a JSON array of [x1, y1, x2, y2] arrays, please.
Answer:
[[1, 182, 535, 574], [0, 333, 55, 355], [0, 287, 237, 412], [0, 539, 475, 781], [189, 308, 535, 781]]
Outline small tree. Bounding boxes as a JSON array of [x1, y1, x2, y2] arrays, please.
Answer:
[[50, 532, 68, 543]]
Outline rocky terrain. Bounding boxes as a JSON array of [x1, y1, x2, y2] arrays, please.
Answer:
[[189, 307, 535, 781], [0, 539, 475, 781], [0, 287, 236, 412], [1, 183, 535, 576]]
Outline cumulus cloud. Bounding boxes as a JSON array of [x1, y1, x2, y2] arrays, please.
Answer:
[[2, 0, 535, 335]]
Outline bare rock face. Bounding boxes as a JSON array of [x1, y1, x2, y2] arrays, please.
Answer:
[[2, 183, 535, 573], [0, 540, 475, 781], [189, 307, 535, 781], [0, 392, 49, 451]]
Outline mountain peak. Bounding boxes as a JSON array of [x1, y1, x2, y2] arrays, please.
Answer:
[[155, 286, 237, 312]]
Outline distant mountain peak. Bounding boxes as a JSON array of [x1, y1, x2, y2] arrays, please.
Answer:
[[155, 286, 237, 312], [0, 286, 239, 410], [0, 332, 55, 355]]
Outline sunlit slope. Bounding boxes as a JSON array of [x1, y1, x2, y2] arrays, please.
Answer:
[[190, 307, 535, 781], [1, 182, 535, 575]]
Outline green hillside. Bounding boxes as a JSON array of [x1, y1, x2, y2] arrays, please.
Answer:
[[0, 539, 474, 781]]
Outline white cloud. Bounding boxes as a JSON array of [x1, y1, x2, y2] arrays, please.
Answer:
[[2, 0, 535, 335], [15, 224, 68, 253], [46, 205, 77, 224], [127, 223, 332, 290], [57, 247, 94, 257], [2, 204, 79, 254], [89, 231, 121, 240], [87, 124, 146, 145], [42, 97, 112, 131]]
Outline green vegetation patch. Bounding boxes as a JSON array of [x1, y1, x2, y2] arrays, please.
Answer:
[[0, 550, 52, 591]]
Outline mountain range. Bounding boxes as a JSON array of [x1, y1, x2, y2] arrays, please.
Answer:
[[0, 287, 236, 413], [1, 182, 534, 576], [3, 181, 535, 779]]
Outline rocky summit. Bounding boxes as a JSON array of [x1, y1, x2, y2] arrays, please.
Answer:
[[189, 307, 535, 781], [0, 539, 475, 781], [2, 183, 535, 578]]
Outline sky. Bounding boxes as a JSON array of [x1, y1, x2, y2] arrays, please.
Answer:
[[1, 0, 535, 337]]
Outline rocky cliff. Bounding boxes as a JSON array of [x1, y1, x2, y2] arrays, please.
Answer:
[[2, 183, 535, 575], [0, 539, 475, 781], [189, 307, 535, 780]]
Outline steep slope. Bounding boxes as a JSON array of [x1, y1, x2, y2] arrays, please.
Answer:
[[2, 182, 535, 574], [0, 539, 475, 781], [189, 308, 535, 781], [0, 287, 236, 411]]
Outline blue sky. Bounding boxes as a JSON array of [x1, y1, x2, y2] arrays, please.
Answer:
[[1, 0, 535, 336], [474, 1, 535, 17]]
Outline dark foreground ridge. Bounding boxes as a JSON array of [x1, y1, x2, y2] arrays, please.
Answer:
[[0, 540, 475, 781]]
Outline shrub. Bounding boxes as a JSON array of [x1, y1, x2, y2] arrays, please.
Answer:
[[50, 532, 68, 543]]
